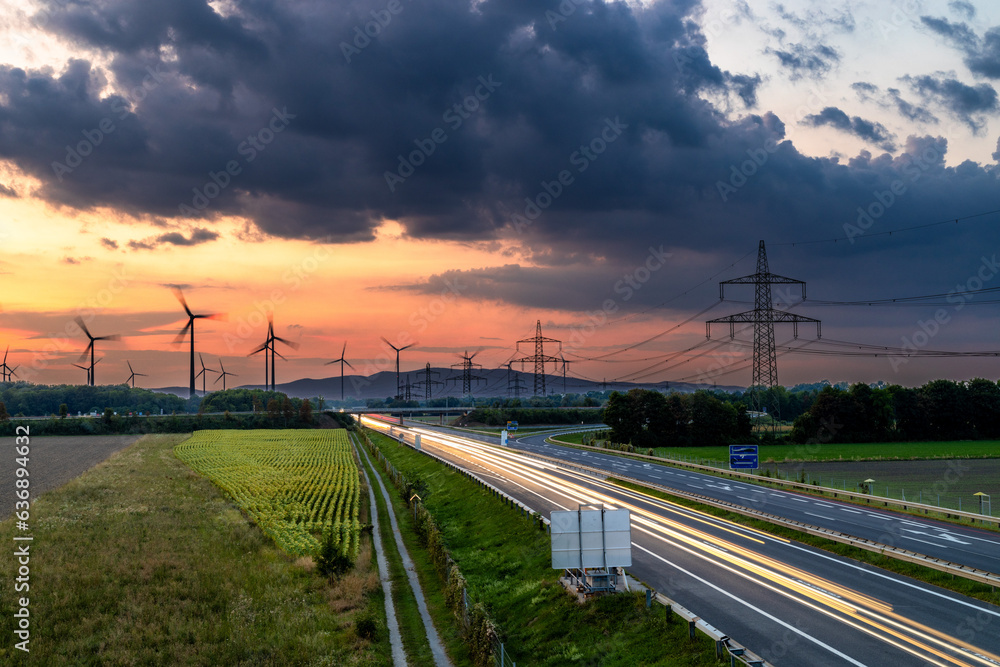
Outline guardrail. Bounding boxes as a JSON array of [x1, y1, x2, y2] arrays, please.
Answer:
[[369, 420, 774, 666], [540, 439, 1000, 529], [499, 446, 1000, 589]]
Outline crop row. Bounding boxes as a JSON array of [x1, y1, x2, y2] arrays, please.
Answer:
[[175, 429, 361, 557]]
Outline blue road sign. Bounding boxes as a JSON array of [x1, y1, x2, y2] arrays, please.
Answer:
[[729, 444, 759, 470], [506, 420, 519, 432]]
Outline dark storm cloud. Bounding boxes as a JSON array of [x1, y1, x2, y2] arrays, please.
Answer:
[[764, 43, 840, 79], [903, 73, 998, 132], [921, 15, 1000, 80], [802, 107, 897, 151], [854, 81, 939, 124], [0, 0, 999, 324]]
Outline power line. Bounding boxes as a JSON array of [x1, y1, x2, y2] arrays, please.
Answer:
[[773, 207, 1000, 247]]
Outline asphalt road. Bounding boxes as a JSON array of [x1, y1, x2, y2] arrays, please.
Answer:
[[425, 425, 1000, 575], [372, 419, 1000, 667]]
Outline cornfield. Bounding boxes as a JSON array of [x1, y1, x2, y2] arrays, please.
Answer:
[[175, 429, 361, 558]]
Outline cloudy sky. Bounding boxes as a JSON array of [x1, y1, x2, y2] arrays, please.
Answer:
[[2, 0, 1000, 393]]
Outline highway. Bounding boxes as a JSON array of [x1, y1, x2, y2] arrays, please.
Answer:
[[420, 424, 1000, 575], [364, 418, 1000, 667]]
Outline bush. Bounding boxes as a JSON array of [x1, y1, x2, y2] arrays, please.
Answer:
[[355, 610, 381, 641], [316, 527, 353, 579]]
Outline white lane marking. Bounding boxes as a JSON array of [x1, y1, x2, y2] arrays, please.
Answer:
[[805, 512, 835, 521], [814, 502, 835, 508], [901, 529, 970, 545], [789, 497, 809, 503], [840, 508, 862, 514], [686, 484, 704, 489], [632, 540, 869, 667]]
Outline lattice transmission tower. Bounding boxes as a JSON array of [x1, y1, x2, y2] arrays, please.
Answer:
[[706, 240, 820, 431], [449, 350, 486, 396], [413, 362, 444, 400], [512, 320, 562, 396]]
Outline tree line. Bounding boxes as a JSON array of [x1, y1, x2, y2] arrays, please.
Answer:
[[789, 379, 1000, 443], [603, 389, 753, 447]]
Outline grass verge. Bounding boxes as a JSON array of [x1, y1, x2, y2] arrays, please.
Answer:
[[353, 434, 466, 666], [365, 430, 725, 667], [610, 479, 1000, 607], [0, 433, 391, 665]]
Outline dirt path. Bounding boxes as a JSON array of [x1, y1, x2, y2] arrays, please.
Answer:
[[352, 434, 407, 667], [2, 434, 141, 519], [354, 437, 453, 667]]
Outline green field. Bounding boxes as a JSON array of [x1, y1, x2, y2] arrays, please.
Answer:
[[175, 429, 361, 557], [0, 434, 390, 665]]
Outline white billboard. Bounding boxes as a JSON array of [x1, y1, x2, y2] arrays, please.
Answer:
[[551, 506, 631, 569]]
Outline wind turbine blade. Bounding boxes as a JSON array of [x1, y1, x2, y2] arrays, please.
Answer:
[[136, 372, 148, 376], [199, 352, 206, 369], [96, 333, 122, 342], [214, 374, 223, 385], [173, 287, 194, 318], [74, 316, 94, 340], [400, 343, 415, 351], [324, 360, 338, 365], [341, 341, 347, 358], [272, 335, 300, 350], [273, 349, 287, 361], [248, 340, 269, 355], [127, 360, 134, 373], [344, 359, 355, 370], [380, 336, 399, 352], [172, 320, 193, 345], [2, 346, 7, 364], [77, 341, 94, 363]]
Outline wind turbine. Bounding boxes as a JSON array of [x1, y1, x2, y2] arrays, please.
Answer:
[[381, 336, 414, 399], [172, 288, 220, 398], [1, 346, 16, 382], [75, 317, 120, 386], [125, 360, 148, 388], [72, 357, 102, 386], [194, 353, 219, 396], [324, 342, 354, 400], [215, 358, 238, 391], [249, 315, 298, 392]]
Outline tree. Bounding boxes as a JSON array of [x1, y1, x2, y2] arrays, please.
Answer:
[[59, 403, 69, 419], [921, 379, 969, 439], [299, 399, 313, 423], [966, 378, 1000, 438], [0, 401, 8, 421], [266, 399, 281, 421]]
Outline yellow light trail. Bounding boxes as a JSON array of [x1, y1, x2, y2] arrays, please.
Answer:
[[361, 417, 1000, 666]]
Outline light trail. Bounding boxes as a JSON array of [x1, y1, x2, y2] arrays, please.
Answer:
[[361, 417, 1000, 666]]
